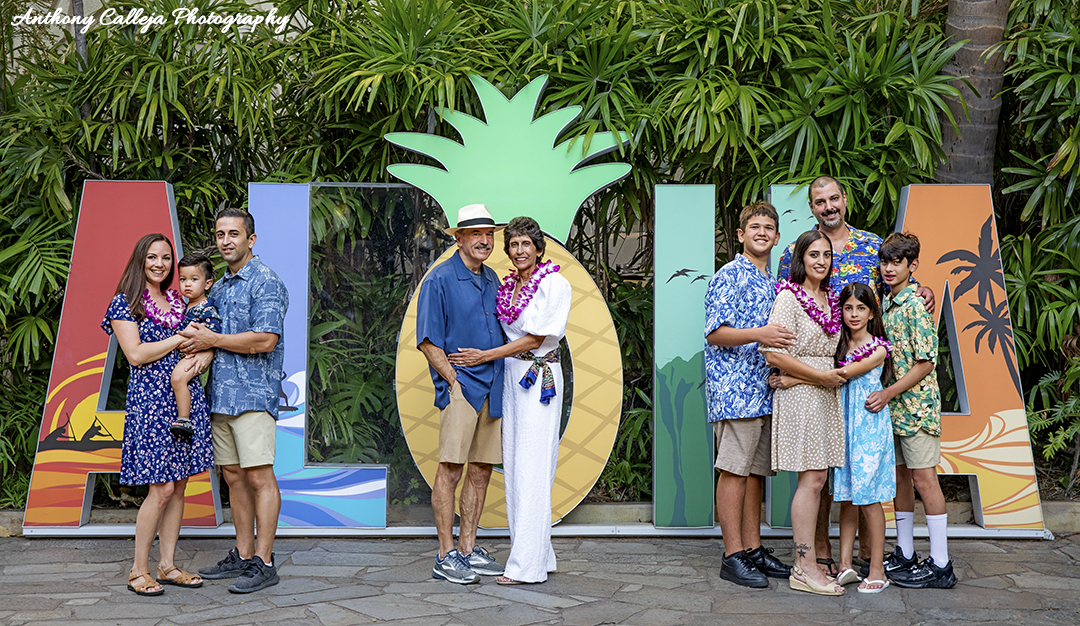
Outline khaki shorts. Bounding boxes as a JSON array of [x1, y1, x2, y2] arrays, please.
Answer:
[[714, 416, 775, 477], [439, 383, 501, 465], [894, 429, 941, 470], [211, 411, 276, 468]]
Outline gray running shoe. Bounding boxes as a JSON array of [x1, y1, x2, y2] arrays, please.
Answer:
[[228, 554, 279, 593], [198, 547, 251, 579], [465, 546, 504, 576], [432, 549, 480, 584]]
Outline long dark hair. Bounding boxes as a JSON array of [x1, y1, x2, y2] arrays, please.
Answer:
[[835, 282, 894, 385], [789, 229, 833, 292], [115, 233, 175, 320]]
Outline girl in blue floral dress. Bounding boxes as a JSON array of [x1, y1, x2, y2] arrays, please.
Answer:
[[102, 234, 214, 596], [831, 282, 896, 593]]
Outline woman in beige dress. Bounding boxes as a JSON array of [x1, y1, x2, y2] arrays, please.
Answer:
[[760, 230, 848, 595]]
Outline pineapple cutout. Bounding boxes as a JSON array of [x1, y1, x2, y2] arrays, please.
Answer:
[[389, 75, 629, 527]]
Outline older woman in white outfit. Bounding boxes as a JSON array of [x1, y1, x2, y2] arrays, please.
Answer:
[[448, 216, 572, 584]]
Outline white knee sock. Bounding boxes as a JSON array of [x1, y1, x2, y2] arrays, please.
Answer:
[[895, 511, 915, 559], [926, 513, 949, 567]]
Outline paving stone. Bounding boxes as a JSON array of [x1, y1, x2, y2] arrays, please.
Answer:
[[358, 557, 434, 582], [268, 583, 380, 607], [453, 603, 567, 626], [1008, 573, 1080, 591], [959, 575, 1014, 590], [615, 587, 712, 612], [475, 585, 582, 610], [261, 577, 335, 595], [512, 574, 624, 598], [715, 589, 844, 614], [556, 599, 643, 625], [582, 571, 701, 589], [61, 599, 100, 606], [276, 565, 362, 578], [316, 539, 435, 554], [7, 610, 73, 622], [290, 551, 423, 567], [914, 607, 1031, 622], [336, 595, 451, 620], [620, 607, 687, 625], [171, 605, 313, 626], [904, 584, 1043, 610], [842, 586, 907, 612], [577, 540, 659, 554], [21, 620, 160, 626], [966, 558, 1027, 577], [166, 599, 278, 623], [0, 596, 63, 611], [948, 541, 1009, 554], [69, 602, 189, 620], [555, 560, 666, 575], [307, 602, 367, 626], [421, 592, 510, 610], [1022, 561, 1080, 579]]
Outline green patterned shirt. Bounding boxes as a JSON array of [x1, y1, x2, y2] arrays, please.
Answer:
[[882, 284, 941, 436]]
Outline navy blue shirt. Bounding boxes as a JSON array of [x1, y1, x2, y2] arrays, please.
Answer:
[[208, 256, 289, 418], [416, 252, 505, 416]]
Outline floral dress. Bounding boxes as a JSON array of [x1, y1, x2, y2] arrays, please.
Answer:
[[833, 364, 896, 505], [102, 291, 214, 485]]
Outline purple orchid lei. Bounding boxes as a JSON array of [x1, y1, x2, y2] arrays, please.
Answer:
[[775, 279, 841, 335], [839, 336, 892, 366], [497, 260, 560, 325], [143, 288, 184, 328]]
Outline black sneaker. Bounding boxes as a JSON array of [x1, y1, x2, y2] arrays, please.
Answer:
[[746, 545, 791, 578], [228, 554, 279, 593], [198, 547, 250, 579], [170, 417, 194, 438], [861, 545, 919, 578], [890, 557, 956, 589], [720, 550, 769, 588]]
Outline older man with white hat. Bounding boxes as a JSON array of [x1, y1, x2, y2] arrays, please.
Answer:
[[416, 204, 507, 584]]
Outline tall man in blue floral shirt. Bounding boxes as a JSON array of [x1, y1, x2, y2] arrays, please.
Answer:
[[705, 201, 796, 587], [179, 208, 288, 594]]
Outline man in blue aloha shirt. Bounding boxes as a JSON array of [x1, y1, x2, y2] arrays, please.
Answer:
[[705, 201, 797, 588], [777, 175, 934, 577], [179, 207, 288, 594]]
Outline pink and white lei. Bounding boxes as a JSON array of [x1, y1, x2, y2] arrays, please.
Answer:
[[497, 260, 560, 325], [143, 288, 184, 328], [775, 279, 841, 335], [839, 336, 892, 367]]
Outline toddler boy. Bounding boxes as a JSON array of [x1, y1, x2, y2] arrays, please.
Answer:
[[866, 232, 956, 588], [170, 253, 222, 437]]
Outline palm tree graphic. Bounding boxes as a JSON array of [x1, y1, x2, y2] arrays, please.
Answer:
[[963, 292, 1023, 399], [937, 215, 1004, 306]]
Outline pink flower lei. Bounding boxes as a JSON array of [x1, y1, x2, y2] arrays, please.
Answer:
[[497, 260, 560, 325], [143, 288, 184, 328], [775, 279, 841, 335], [839, 336, 892, 367]]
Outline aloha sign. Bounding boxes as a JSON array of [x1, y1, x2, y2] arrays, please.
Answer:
[[22, 77, 1045, 536]]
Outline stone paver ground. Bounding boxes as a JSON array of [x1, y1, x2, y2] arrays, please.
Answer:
[[1, 535, 1078, 625]]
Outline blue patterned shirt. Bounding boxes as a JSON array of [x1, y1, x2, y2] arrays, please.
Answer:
[[704, 254, 776, 422], [180, 297, 222, 334], [208, 256, 289, 418], [778, 225, 884, 293]]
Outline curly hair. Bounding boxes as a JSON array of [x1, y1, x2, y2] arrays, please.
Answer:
[[502, 216, 546, 262]]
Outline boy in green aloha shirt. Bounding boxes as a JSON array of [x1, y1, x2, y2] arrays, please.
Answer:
[[866, 232, 956, 589]]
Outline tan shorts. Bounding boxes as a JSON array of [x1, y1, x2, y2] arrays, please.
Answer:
[[439, 383, 501, 465], [894, 429, 941, 470], [714, 416, 775, 477], [211, 411, 276, 468]]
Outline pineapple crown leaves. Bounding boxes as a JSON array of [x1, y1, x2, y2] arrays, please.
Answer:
[[385, 75, 631, 243]]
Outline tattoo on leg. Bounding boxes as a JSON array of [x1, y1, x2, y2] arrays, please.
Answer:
[[795, 542, 810, 559]]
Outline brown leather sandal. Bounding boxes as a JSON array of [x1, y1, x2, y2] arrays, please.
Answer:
[[128, 572, 164, 596], [156, 565, 203, 588]]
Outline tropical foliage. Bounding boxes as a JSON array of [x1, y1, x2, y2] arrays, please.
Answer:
[[0, 0, 1077, 507]]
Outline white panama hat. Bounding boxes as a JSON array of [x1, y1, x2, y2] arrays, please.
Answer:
[[445, 204, 503, 236]]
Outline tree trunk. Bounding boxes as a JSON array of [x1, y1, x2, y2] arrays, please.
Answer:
[[934, 0, 1010, 185]]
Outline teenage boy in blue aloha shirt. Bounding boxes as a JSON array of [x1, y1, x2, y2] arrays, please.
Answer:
[[867, 232, 956, 589], [778, 175, 936, 576], [705, 201, 796, 588]]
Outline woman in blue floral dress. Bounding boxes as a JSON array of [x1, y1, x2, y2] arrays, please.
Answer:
[[102, 234, 214, 596]]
